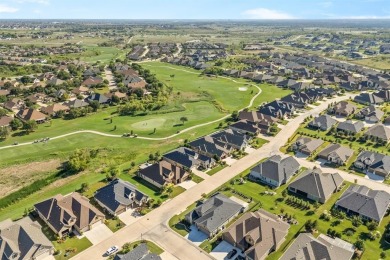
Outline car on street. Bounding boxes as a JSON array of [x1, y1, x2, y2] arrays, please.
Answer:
[[105, 246, 119, 256]]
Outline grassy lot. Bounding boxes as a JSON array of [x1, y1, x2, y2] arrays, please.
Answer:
[[142, 62, 291, 111], [206, 164, 228, 176], [190, 174, 204, 183], [105, 218, 125, 233], [0, 101, 224, 147], [120, 240, 164, 255], [250, 137, 269, 149], [168, 203, 197, 236]]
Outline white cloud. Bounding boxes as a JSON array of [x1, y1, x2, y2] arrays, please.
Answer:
[[342, 15, 390, 19], [14, 0, 50, 4], [242, 8, 296, 19], [319, 1, 333, 8], [0, 4, 18, 13]]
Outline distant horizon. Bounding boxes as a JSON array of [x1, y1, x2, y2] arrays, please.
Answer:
[[0, 0, 389, 20]]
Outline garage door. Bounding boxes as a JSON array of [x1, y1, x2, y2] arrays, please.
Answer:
[[90, 220, 103, 229]]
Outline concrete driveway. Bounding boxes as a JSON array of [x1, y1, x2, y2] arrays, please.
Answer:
[[229, 196, 248, 210], [118, 208, 143, 225], [223, 157, 237, 166], [210, 241, 245, 260], [185, 225, 208, 246], [84, 223, 113, 245], [178, 180, 197, 190]]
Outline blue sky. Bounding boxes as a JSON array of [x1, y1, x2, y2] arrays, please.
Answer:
[[0, 0, 389, 19]]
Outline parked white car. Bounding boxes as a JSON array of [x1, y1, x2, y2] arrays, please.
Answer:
[[105, 246, 119, 256]]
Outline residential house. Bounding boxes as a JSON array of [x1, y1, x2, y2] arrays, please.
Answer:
[[16, 108, 47, 123], [229, 120, 262, 135], [163, 147, 215, 170], [88, 93, 110, 104], [64, 99, 89, 109], [189, 136, 232, 159], [94, 179, 149, 216], [138, 160, 190, 189], [259, 101, 295, 119], [222, 209, 290, 260], [0, 116, 12, 128], [3, 98, 24, 111], [308, 115, 338, 131], [280, 233, 354, 260], [41, 103, 70, 116], [210, 129, 251, 151], [249, 155, 300, 187], [114, 243, 161, 260], [354, 93, 385, 105], [335, 185, 390, 223], [82, 76, 103, 87], [291, 136, 324, 156], [336, 120, 364, 134], [317, 144, 354, 166], [34, 192, 105, 238], [364, 124, 390, 143], [330, 101, 357, 117], [0, 217, 55, 260], [288, 168, 344, 203], [280, 93, 310, 108], [185, 193, 244, 237], [72, 86, 90, 95], [354, 151, 390, 178], [356, 106, 384, 123]]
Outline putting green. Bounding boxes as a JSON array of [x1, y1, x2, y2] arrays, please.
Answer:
[[131, 118, 167, 130]]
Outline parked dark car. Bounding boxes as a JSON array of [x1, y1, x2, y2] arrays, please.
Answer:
[[227, 249, 237, 259]]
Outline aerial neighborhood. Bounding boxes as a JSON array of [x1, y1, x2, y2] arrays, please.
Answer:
[[1, 17, 390, 260]]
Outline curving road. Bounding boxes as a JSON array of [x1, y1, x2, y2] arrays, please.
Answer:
[[0, 67, 262, 149]]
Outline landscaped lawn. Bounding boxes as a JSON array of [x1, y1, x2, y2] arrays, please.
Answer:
[[105, 217, 125, 233], [190, 174, 204, 183], [120, 240, 164, 255], [206, 164, 227, 176]]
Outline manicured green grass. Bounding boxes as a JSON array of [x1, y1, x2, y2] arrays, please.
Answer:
[[169, 203, 197, 236], [0, 101, 223, 147], [250, 137, 269, 149], [121, 240, 164, 255], [190, 174, 204, 183], [170, 186, 186, 198], [143, 62, 291, 112], [105, 218, 125, 233], [206, 164, 227, 176]]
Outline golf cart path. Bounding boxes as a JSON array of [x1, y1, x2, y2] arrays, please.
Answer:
[[0, 66, 262, 149]]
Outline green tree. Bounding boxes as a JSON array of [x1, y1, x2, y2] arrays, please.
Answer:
[[180, 116, 188, 125], [0, 126, 10, 139], [80, 182, 89, 193], [10, 118, 22, 131], [23, 120, 38, 133]]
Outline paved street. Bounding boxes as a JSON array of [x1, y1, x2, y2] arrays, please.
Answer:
[[73, 93, 389, 260]]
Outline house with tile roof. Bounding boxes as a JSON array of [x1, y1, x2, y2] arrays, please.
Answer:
[[354, 151, 390, 178], [0, 217, 54, 260], [280, 233, 354, 260], [114, 243, 161, 260], [16, 108, 47, 123], [317, 144, 354, 166], [34, 192, 105, 238], [222, 209, 289, 260], [288, 168, 344, 203], [94, 179, 149, 216], [364, 124, 390, 143], [335, 185, 390, 223], [308, 114, 338, 131], [291, 136, 324, 156], [185, 193, 244, 237], [249, 155, 300, 188]]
